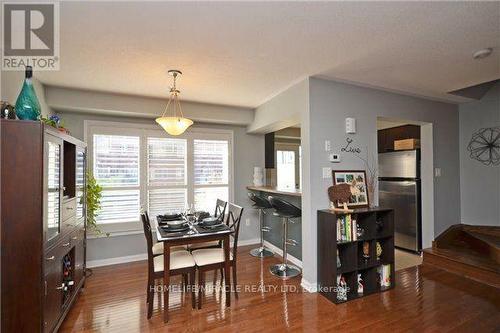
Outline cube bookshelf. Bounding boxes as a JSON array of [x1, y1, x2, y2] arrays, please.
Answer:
[[317, 207, 395, 304]]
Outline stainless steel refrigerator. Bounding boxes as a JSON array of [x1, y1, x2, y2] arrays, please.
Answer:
[[378, 150, 422, 252]]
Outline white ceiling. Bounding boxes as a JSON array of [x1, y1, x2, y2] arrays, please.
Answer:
[[36, 1, 500, 108]]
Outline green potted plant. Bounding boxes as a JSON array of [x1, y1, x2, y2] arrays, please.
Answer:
[[84, 172, 108, 236]]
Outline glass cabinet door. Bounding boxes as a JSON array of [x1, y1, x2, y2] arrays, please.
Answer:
[[76, 148, 86, 220], [44, 134, 63, 242]]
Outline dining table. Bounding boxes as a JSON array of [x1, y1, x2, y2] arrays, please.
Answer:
[[156, 218, 234, 322]]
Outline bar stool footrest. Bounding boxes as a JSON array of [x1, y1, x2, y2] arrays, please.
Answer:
[[250, 247, 274, 258], [270, 263, 301, 279]]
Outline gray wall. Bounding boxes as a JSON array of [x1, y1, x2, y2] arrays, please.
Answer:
[[56, 111, 264, 264], [248, 79, 309, 133], [301, 77, 459, 285], [459, 82, 500, 226]]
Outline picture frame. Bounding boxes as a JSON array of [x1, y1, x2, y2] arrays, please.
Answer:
[[332, 170, 369, 208]]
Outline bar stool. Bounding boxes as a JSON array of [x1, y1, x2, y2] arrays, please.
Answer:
[[248, 192, 274, 257], [268, 196, 301, 279]]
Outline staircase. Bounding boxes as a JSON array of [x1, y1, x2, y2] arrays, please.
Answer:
[[423, 224, 500, 288]]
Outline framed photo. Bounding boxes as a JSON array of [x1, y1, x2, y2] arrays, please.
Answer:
[[332, 170, 369, 208]]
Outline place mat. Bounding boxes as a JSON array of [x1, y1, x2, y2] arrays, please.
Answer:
[[158, 227, 191, 239], [194, 224, 231, 234]]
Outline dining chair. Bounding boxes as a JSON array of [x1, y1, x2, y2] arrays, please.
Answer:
[[188, 198, 228, 251], [141, 212, 196, 318], [191, 203, 244, 309], [144, 211, 187, 256]]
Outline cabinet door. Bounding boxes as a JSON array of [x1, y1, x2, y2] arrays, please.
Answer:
[[43, 248, 63, 333], [76, 147, 86, 221], [44, 134, 63, 247]]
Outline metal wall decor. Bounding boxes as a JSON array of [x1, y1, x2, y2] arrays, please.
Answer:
[[467, 127, 500, 166]]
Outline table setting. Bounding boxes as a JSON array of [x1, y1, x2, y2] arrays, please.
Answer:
[[156, 210, 229, 239]]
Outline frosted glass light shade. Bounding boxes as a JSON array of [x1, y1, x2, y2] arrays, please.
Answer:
[[155, 116, 193, 136]]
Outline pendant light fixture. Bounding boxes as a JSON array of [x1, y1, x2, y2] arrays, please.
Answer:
[[156, 69, 193, 136]]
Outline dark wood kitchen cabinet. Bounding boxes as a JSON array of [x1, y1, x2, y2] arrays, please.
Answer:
[[377, 124, 420, 153], [1, 119, 87, 333]]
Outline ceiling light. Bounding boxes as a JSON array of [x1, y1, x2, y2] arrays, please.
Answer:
[[156, 70, 193, 136], [473, 48, 493, 60]]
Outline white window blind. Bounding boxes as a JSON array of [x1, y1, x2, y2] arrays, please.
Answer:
[[94, 135, 139, 186], [194, 140, 228, 185], [147, 137, 188, 217], [93, 135, 140, 224], [148, 137, 186, 186], [193, 139, 229, 212], [87, 122, 233, 232]]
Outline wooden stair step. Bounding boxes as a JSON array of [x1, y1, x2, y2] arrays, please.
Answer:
[[423, 247, 500, 288]]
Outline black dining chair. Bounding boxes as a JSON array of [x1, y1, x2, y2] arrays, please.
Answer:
[[144, 211, 187, 256], [189, 198, 228, 251], [140, 212, 196, 318], [191, 203, 244, 309]]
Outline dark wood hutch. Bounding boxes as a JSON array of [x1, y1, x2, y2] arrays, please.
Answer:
[[1, 119, 87, 332]]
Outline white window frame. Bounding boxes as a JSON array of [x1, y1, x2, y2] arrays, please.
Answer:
[[85, 120, 234, 235]]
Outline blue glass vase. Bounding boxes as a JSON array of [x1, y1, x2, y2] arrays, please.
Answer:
[[15, 66, 41, 120]]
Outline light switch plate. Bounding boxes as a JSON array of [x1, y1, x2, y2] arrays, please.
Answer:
[[435, 168, 442, 177], [322, 167, 331, 179]]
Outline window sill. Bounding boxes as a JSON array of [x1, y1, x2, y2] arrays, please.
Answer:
[[87, 229, 144, 239]]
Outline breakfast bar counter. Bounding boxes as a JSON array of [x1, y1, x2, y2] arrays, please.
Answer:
[[246, 186, 301, 197]]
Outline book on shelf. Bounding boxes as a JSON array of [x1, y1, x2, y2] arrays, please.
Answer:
[[377, 264, 391, 288], [336, 214, 358, 242]]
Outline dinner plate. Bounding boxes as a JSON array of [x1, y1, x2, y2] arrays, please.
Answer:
[[157, 213, 183, 221], [200, 217, 221, 226], [160, 224, 190, 233]]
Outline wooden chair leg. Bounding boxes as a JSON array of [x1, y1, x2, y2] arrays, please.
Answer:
[[147, 280, 154, 319], [190, 270, 196, 309], [198, 271, 205, 310], [232, 263, 238, 299], [219, 267, 224, 286], [146, 276, 151, 304], [183, 273, 188, 292]]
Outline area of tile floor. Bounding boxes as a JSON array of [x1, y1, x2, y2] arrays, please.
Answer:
[[395, 249, 422, 271]]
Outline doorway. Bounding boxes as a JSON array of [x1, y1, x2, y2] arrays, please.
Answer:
[[377, 117, 434, 270]]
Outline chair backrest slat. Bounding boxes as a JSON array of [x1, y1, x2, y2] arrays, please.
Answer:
[[140, 212, 154, 272], [225, 203, 244, 260], [215, 199, 227, 220]]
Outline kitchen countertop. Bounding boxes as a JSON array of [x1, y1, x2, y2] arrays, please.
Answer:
[[246, 186, 302, 197]]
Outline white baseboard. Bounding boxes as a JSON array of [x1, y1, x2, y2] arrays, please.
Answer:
[[88, 239, 261, 268], [87, 253, 147, 268], [301, 278, 317, 293], [237, 238, 260, 246], [263, 240, 302, 268]]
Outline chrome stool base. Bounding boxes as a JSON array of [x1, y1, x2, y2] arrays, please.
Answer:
[[270, 263, 301, 279], [250, 246, 274, 258]]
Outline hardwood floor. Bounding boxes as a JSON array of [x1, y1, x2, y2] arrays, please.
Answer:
[[60, 245, 500, 332]]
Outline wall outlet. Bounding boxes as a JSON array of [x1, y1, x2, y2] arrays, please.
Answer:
[[322, 167, 331, 179], [325, 140, 331, 152], [245, 218, 250, 226]]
